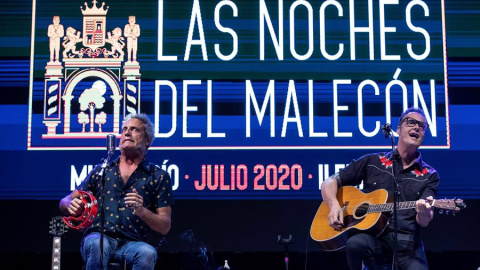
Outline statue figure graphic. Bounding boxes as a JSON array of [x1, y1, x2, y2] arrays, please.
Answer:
[[62, 27, 83, 58], [106, 27, 125, 58], [124, 15, 140, 62], [47, 16, 64, 63]]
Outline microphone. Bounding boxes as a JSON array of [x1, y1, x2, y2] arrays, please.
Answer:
[[382, 123, 392, 138], [106, 134, 116, 153], [99, 134, 116, 176]]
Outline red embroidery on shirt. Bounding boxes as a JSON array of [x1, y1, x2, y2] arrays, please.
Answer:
[[379, 156, 393, 168], [412, 168, 429, 177]]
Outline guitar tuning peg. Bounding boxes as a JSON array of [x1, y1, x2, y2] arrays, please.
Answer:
[[438, 209, 443, 214], [446, 210, 450, 215]]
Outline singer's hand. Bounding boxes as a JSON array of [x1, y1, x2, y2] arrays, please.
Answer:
[[416, 196, 434, 227], [68, 197, 85, 216], [125, 188, 144, 214], [327, 204, 344, 231]]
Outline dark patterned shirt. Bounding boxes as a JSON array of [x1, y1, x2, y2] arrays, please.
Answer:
[[338, 150, 439, 239], [78, 156, 175, 241]]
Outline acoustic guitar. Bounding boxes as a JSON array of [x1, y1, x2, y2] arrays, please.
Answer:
[[310, 186, 465, 251]]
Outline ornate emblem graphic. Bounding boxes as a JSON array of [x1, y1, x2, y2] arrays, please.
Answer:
[[36, 0, 142, 148], [81, 1, 108, 51]]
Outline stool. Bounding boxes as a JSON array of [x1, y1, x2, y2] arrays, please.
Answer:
[[107, 261, 127, 270], [362, 263, 392, 270], [82, 260, 128, 270]]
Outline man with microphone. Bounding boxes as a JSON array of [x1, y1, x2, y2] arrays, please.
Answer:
[[59, 113, 174, 270], [321, 107, 439, 270]]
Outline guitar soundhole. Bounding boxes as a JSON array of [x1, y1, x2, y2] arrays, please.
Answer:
[[354, 203, 369, 218]]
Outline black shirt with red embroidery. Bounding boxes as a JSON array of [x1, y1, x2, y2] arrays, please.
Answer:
[[338, 150, 439, 240], [78, 157, 175, 242]]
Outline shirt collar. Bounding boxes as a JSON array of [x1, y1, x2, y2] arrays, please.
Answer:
[[389, 149, 424, 169], [109, 156, 152, 172]]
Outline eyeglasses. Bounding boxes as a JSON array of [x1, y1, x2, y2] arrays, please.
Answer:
[[401, 117, 428, 132]]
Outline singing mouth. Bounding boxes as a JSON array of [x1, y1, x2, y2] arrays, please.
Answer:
[[409, 133, 420, 139]]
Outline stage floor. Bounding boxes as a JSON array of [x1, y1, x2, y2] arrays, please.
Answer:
[[5, 250, 480, 270]]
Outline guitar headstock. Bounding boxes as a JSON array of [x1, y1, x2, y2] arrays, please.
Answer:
[[49, 216, 67, 237], [433, 198, 466, 214]]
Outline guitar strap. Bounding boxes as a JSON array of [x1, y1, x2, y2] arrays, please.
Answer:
[[63, 190, 98, 231]]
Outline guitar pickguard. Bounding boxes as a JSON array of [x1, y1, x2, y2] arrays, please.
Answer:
[[344, 215, 364, 228]]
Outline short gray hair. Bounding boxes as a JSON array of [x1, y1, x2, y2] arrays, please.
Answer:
[[122, 113, 155, 147]]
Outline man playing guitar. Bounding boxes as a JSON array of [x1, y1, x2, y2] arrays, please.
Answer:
[[321, 107, 439, 270]]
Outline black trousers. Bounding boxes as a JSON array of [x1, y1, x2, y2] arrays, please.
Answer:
[[345, 232, 429, 270]]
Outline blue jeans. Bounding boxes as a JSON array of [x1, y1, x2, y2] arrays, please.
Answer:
[[81, 232, 157, 270]]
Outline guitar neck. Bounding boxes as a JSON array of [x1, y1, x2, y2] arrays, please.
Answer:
[[51, 236, 61, 270], [368, 201, 418, 213]]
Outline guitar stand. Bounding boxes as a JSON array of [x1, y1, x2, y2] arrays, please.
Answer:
[[278, 235, 293, 270]]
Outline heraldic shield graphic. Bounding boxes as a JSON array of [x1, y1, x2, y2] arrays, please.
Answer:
[[29, 0, 142, 149]]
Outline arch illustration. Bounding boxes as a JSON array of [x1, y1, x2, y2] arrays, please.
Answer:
[[63, 69, 123, 134]]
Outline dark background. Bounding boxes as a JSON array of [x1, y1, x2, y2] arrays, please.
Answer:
[[3, 199, 480, 269]]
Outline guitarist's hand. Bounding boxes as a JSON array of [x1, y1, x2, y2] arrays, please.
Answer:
[[67, 197, 85, 216], [415, 196, 434, 227], [328, 204, 344, 231]]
